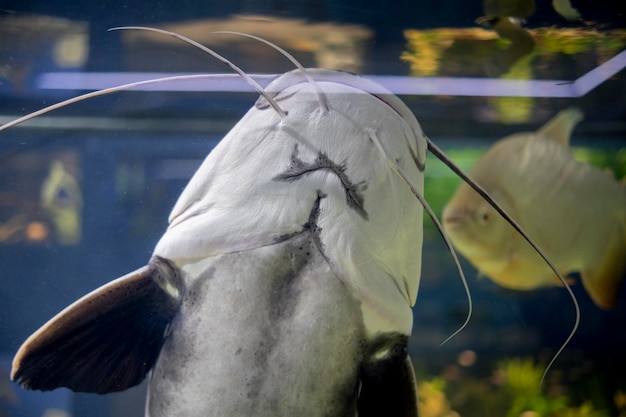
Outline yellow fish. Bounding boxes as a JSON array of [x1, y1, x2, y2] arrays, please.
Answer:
[[40, 160, 83, 245], [442, 108, 626, 309]]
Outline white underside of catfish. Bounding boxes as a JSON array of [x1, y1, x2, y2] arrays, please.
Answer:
[[155, 73, 427, 337]]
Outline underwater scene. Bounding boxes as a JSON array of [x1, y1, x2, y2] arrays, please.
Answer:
[[0, 1, 624, 416]]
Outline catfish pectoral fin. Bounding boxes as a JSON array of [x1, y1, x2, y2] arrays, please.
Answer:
[[357, 333, 420, 417], [12, 256, 183, 394]]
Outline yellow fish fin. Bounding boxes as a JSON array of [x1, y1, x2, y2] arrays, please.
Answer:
[[581, 230, 626, 309], [478, 255, 576, 291], [536, 107, 583, 147]]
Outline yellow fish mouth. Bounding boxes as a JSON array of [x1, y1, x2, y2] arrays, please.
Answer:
[[441, 206, 466, 231]]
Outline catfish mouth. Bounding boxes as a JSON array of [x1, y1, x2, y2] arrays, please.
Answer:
[[317, 70, 414, 122], [265, 68, 415, 120], [370, 93, 409, 119], [262, 68, 427, 173]]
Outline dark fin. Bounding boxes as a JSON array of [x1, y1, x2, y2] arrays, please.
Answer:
[[12, 256, 183, 394], [358, 333, 420, 417]]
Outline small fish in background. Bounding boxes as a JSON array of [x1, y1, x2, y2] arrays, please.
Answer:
[[552, 0, 581, 21], [442, 108, 626, 309], [476, 0, 536, 77], [40, 160, 83, 246]]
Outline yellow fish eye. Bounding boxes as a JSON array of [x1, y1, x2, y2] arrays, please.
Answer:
[[476, 208, 491, 225]]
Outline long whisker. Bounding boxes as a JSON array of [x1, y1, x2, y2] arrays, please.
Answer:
[[109, 26, 287, 118], [393, 165, 474, 345], [214, 31, 328, 112], [427, 137, 580, 386], [0, 74, 239, 132], [367, 129, 473, 343]]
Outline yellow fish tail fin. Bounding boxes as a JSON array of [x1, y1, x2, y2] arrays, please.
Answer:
[[581, 229, 626, 309], [536, 107, 584, 146]]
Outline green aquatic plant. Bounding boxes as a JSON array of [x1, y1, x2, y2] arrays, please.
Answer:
[[418, 358, 614, 417], [506, 391, 570, 417], [499, 357, 544, 396], [536, 28, 626, 57], [615, 390, 626, 417], [402, 27, 626, 78], [555, 402, 611, 417], [401, 27, 626, 124], [418, 377, 459, 417], [497, 358, 610, 417]]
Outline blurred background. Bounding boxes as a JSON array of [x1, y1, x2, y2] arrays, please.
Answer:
[[0, 1, 624, 416]]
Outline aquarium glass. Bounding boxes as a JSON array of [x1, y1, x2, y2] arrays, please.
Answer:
[[0, 1, 624, 416]]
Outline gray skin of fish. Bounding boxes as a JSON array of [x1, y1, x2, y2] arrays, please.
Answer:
[[11, 68, 423, 417], [148, 233, 366, 416]]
